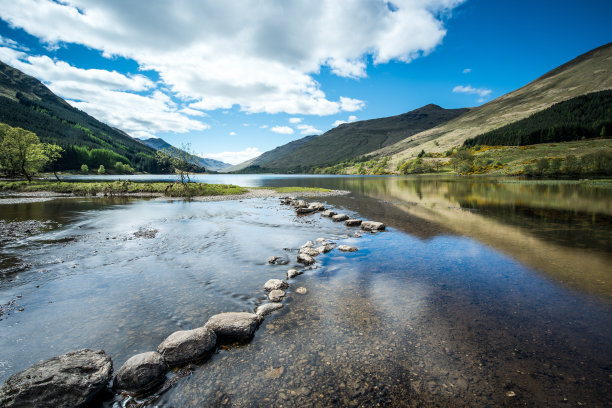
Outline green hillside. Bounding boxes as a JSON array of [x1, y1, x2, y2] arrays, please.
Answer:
[[231, 104, 469, 173], [463, 90, 611, 147], [372, 42, 612, 167], [0, 61, 162, 172], [137, 137, 230, 172]]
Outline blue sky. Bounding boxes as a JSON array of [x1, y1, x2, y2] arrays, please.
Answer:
[[0, 0, 610, 164]]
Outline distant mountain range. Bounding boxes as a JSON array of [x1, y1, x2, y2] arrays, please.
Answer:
[[229, 42, 612, 173], [228, 104, 469, 173], [136, 137, 231, 172]]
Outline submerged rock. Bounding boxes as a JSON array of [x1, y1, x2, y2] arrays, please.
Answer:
[[332, 214, 349, 222], [338, 245, 358, 252], [299, 247, 320, 257], [297, 253, 315, 265], [264, 279, 289, 291], [0, 349, 112, 408], [287, 268, 302, 279], [204, 312, 260, 342], [267, 256, 288, 265], [296, 287, 308, 294], [255, 303, 284, 317], [114, 351, 167, 394], [321, 210, 337, 217], [157, 327, 216, 366], [268, 289, 286, 302], [361, 221, 386, 231], [344, 219, 362, 227]]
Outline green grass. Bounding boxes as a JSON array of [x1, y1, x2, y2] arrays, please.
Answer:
[[0, 180, 248, 197]]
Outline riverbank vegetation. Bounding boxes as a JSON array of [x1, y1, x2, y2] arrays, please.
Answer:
[[0, 180, 247, 197]]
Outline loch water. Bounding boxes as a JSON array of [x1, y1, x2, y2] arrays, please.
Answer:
[[0, 175, 610, 407]]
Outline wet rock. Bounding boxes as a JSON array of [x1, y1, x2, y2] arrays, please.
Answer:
[[134, 228, 158, 239], [361, 221, 386, 231], [299, 247, 320, 257], [157, 327, 216, 366], [308, 202, 325, 211], [204, 312, 260, 342], [114, 351, 167, 394], [296, 287, 308, 294], [344, 219, 362, 227], [287, 268, 302, 279], [267, 256, 288, 265], [264, 279, 289, 291], [0, 349, 112, 408], [317, 244, 336, 254], [296, 207, 316, 215], [321, 210, 337, 217], [332, 214, 349, 222], [315, 237, 328, 243], [268, 290, 286, 302], [255, 303, 284, 317], [338, 245, 358, 252], [292, 200, 309, 208], [301, 241, 314, 248], [280, 197, 292, 205], [297, 253, 315, 265]]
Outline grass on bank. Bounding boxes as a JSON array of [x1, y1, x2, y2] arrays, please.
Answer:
[[0, 180, 248, 197]]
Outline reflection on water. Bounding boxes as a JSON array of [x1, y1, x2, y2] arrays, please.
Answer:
[[1, 175, 611, 407]]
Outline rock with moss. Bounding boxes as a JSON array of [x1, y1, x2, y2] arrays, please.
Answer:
[[0, 349, 112, 408]]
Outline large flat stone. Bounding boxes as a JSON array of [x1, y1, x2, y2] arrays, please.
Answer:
[[0, 349, 112, 408], [204, 312, 260, 343], [157, 327, 216, 366]]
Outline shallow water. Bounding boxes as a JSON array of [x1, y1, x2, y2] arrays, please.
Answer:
[[1, 175, 611, 407]]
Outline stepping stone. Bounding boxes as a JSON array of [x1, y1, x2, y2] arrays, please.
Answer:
[[204, 312, 260, 343], [297, 253, 315, 265], [114, 351, 167, 394], [256, 303, 284, 317], [332, 214, 349, 222], [344, 219, 362, 227], [268, 290, 286, 302], [157, 327, 216, 366], [337, 245, 358, 252], [361, 221, 386, 231], [264, 279, 289, 291]]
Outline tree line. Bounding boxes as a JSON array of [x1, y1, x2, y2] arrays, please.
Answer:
[[464, 90, 612, 147]]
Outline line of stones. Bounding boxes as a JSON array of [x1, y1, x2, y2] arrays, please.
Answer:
[[0, 196, 385, 408]]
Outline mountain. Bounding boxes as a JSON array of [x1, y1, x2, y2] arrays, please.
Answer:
[[373, 42, 612, 165], [227, 134, 318, 172], [0, 60, 161, 172], [137, 137, 231, 172], [230, 104, 470, 173]]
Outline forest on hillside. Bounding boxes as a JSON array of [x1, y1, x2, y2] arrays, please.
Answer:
[[464, 90, 612, 147]]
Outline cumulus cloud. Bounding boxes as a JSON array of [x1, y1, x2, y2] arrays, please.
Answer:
[[462, 68, 471, 74], [199, 147, 261, 165], [332, 114, 358, 128], [0, 46, 208, 138], [229, 131, 236, 135], [296, 124, 322, 135], [289, 117, 303, 124], [452, 85, 492, 98], [270, 126, 294, 135], [0, 0, 463, 116]]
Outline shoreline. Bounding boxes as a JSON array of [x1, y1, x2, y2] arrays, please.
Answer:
[[0, 187, 350, 205]]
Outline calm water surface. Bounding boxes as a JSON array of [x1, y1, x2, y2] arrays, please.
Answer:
[[0, 175, 610, 407]]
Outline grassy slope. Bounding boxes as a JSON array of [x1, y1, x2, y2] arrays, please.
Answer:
[[231, 104, 469, 172], [374, 42, 612, 166]]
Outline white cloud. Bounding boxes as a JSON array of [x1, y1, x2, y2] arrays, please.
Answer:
[[0, 0, 463, 115], [462, 68, 471, 74], [270, 125, 294, 135], [453, 85, 492, 98], [229, 131, 236, 135], [332, 114, 358, 128], [0, 46, 208, 138], [180, 107, 208, 117], [289, 117, 303, 124], [259, 125, 269, 129], [296, 124, 322, 135], [199, 147, 261, 165]]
